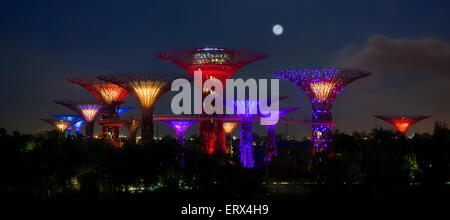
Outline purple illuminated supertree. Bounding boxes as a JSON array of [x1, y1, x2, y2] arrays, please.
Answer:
[[156, 47, 266, 154], [98, 73, 181, 144], [121, 117, 141, 144], [160, 119, 197, 145], [54, 100, 109, 138], [273, 68, 371, 154], [261, 107, 299, 162]]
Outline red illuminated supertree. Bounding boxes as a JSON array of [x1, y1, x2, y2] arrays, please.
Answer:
[[67, 76, 129, 145], [54, 100, 109, 138], [273, 68, 371, 154], [375, 115, 430, 135], [98, 73, 180, 144], [121, 117, 141, 144], [156, 47, 266, 153]]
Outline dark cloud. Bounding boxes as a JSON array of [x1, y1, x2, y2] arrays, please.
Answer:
[[338, 35, 450, 74]]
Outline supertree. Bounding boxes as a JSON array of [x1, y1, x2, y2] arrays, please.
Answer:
[[54, 100, 108, 138], [51, 114, 82, 135], [117, 106, 134, 116], [98, 73, 179, 144], [73, 120, 85, 135], [227, 99, 260, 168], [273, 68, 371, 154], [40, 118, 72, 133], [156, 47, 266, 154], [223, 122, 239, 155], [261, 107, 298, 162], [121, 117, 141, 144], [68, 76, 129, 144], [160, 119, 197, 145], [374, 115, 430, 135]]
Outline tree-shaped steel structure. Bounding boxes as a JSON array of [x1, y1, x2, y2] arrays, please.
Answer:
[[98, 73, 178, 144], [51, 114, 82, 135], [273, 68, 371, 154], [375, 115, 430, 135], [156, 47, 266, 154], [54, 100, 108, 138], [160, 119, 197, 145], [40, 118, 72, 133], [223, 122, 239, 155], [67, 76, 129, 144], [261, 107, 299, 162], [121, 117, 141, 144], [227, 99, 260, 168], [117, 106, 134, 116]]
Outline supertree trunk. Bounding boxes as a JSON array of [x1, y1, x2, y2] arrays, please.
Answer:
[[129, 130, 137, 144], [311, 124, 333, 155], [215, 120, 226, 154], [225, 133, 233, 154], [85, 122, 95, 139], [239, 118, 254, 168], [265, 125, 277, 162], [175, 131, 184, 145], [141, 108, 154, 144]]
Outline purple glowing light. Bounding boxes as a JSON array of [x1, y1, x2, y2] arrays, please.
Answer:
[[161, 119, 197, 145], [273, 68, 371, 154]]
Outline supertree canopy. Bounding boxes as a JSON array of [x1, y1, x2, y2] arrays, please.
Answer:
[[117, 106, 134, 116], [160, 119, 197, 145], [375, 115, 430, 135], [67, 76, 129, 105], [51, 114, 82, 135], [54, 100, 108, 138], [223, 122, 239, 155], [40, 118, 71, 133], [98, 73, 179, 144], [68, 76, 129, 143], [273, 68, 371, 154], [156, 47, 266, 82], [156, 47, 266, 155], [121, 117, 141, 144], [261, 107, 298, 162]]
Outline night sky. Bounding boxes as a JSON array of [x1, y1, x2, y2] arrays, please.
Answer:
[[1, 0, 449, 139]]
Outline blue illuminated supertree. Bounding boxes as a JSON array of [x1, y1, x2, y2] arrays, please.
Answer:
[[261, 107, 298, 162], [117, 106, 134, 116], [227, 99, 260, 168], [54, 100, 109, 138], [52, 114, 82, 135], [160, 119, 197, 145], [73, 120, 85, 135], [273, 68, 371, 154]]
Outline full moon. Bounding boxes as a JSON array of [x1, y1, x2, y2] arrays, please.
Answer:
[[272, 24, 283, 35]]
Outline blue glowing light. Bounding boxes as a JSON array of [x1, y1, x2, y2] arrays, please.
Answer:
[[117, 106, 134, 116]]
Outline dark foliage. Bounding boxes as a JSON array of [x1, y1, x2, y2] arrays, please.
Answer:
[[0, 122, 449, 200]]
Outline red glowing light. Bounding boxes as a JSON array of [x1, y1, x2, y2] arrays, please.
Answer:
[[375, 115, 430, 134]]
